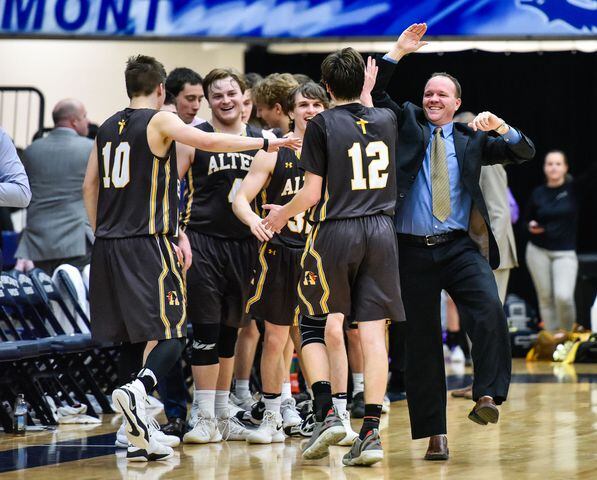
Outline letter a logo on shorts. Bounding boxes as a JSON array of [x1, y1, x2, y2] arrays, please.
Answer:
[[303, 271, 318, 286], [167, 291, 180, 306]]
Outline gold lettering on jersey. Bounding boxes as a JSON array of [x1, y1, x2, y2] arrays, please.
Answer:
[[281, 176, 302, 197], [118, 119, 126, 135], [356, 118, 368, 135], [208, 153, 254, 175], [285, 162, 293, 168]]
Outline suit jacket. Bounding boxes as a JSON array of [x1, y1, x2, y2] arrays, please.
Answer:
[[16, 128, 93, 261], [479, 165, 518, 270], [372, 55, 535, 269]]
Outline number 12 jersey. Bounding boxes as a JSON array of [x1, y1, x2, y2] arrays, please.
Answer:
[[300, 103, 397, 223]]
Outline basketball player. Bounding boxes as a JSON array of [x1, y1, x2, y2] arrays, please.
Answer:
[[232, 82, 333, 444], [262, 48, 405, 466], [176, 69, 275, 444], [253, 73, 299, 136], [83, 55, 299, 462], [230, 71, 301, 410]]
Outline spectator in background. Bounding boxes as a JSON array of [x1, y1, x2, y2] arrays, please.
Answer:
[[525, 150, 596, 332], [165, 67, 205, 125], [253, 73, 299, 136], [15, 99, 92, 274]]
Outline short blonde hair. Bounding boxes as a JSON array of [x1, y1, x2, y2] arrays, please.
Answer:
[[252, 73, 299, 113]]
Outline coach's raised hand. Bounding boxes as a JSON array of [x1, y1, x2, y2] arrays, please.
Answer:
[[268, 135, 302, 152], [387, 23, 428, 62]]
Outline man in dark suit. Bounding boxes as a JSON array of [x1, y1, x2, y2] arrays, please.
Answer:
[[368, 24, 535, 460]]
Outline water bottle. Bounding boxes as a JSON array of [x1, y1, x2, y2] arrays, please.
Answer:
[[13, 394, 27, 435]]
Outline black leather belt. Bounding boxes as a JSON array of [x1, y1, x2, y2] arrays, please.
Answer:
[[397, 230, 466, 247]]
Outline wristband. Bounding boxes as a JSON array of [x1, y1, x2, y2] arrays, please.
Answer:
[[261, 138, 269, 151]]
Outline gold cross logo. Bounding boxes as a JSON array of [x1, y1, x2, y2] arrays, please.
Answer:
[[118, 119, 126, 134], [356, 118, 368, 135], [285, 162, 293, 168]]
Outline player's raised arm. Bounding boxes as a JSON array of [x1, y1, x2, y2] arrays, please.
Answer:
[[232, 150, 277, 242], [82, 141, 99, 232], [153, 111, 301, 153]]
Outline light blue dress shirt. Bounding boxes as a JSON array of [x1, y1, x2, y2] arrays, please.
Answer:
[[396, 122, 471, 235], [395, 122, 522, 236]]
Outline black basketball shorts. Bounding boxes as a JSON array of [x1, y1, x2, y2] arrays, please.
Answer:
[[90, 236, 186, 344], [186, 230, 257, 328], [298, 214, 406, 323], [246, 242, 303, 327]]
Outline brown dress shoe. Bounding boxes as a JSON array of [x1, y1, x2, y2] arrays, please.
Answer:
[[468, 396, 499, 425], [424, 435, 449, 461], [451, 385, 473, 399]]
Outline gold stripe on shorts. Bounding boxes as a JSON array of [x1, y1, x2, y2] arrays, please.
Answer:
[[308, 223, 330, 312], [245, 242, 269, 314], [163, 237, 187, 337], [156, 236, 172, 339]]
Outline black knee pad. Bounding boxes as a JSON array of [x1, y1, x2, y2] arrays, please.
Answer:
[[299, 314, 327, 348], [191, 323, 219, 366], [218, 325, 238, 359]]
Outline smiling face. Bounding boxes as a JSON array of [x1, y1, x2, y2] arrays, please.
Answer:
[[544, 151, 568, 184], [175, 82, 204, 124], [422, 76, 462, 126], [289, 92, 326, 134], [207, 77, 243, 126]]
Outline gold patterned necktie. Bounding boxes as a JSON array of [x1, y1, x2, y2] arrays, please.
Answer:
[[430, 127, 451, 222]]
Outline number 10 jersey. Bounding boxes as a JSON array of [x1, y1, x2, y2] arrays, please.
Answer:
[[95, 108, 179, 239]]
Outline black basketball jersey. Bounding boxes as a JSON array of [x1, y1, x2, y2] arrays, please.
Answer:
[[301, 103, 397, 223], [95, 108, 179, 239], [261, 148, 311, 248], [182, 123, 263, 239]]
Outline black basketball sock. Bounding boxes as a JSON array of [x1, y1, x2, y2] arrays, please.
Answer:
[[140, 338, 185, 393], [312, 381, 333, 422], [118, 342, 145, 385], [359, 403, 382, 440]]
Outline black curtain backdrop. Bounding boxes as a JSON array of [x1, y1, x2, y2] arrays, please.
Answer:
[[246, 47, 597, 313]]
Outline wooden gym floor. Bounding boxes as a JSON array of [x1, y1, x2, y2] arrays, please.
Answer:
[[1, 359, 596, 479]]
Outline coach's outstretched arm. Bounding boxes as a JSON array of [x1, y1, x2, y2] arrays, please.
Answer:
[[468, 111, 536, 165], [151, 111, 301, 153], [372, 23, 428, 116]]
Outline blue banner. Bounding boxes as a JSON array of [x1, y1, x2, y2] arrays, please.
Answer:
[[1, 0, 595, 38]]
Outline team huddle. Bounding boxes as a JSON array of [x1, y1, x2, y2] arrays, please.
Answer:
[[83, 23, 532, 468]]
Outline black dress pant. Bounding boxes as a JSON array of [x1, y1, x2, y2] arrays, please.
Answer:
[[398, 234, 511, 439]]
